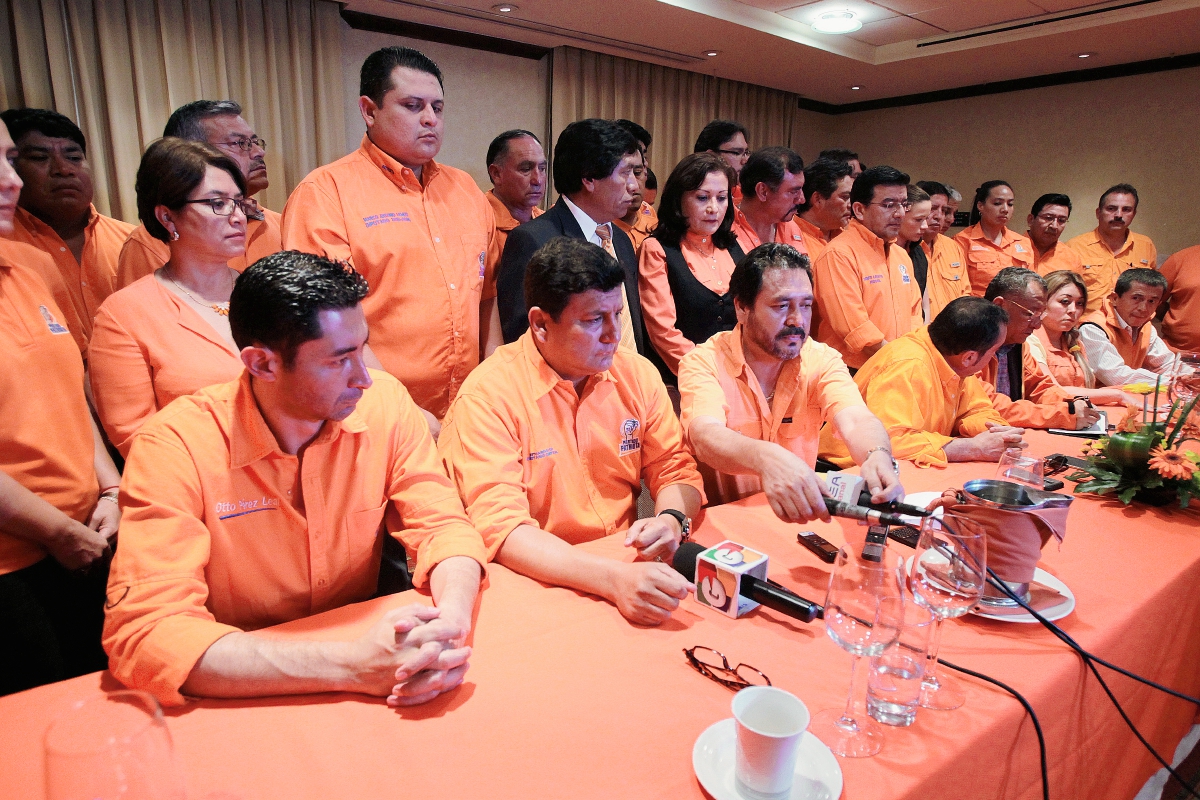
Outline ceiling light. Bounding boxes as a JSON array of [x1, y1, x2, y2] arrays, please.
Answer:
[[1076, 52, 1095, 58], [492, 3, 517, 12], [812, 11, 862, 34], [705, 50, 720, 57]]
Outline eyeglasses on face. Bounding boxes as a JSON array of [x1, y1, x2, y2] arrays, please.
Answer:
[[869, 199, 912, 213], [216, 136, 266, 152], [684, 646, 771, 690], [717, 147, 751, 159], [182, 196, 254, 217], [1006, 296, 1048, 322]]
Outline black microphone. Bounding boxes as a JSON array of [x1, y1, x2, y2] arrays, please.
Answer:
[[823, 497, 907, 527], [855, 489, 933, 518], [672, 542, 823, 623]]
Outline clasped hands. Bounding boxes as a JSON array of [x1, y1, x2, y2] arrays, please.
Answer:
[[354, 604, 472, 707]]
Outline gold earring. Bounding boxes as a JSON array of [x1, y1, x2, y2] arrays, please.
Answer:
[[171, 229, 179, 241]]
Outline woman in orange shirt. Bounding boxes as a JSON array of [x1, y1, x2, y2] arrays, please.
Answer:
[[89, 139, 248, 456], [638, 153, 745, 380], [1028, 270, 1137, 407], [954, 180, 1034, 296]]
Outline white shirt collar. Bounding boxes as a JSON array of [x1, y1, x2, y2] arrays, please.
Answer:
[[562, 195, 607, 247]]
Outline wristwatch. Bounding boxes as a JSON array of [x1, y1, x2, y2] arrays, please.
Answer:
[[657, 509, 691, 542]]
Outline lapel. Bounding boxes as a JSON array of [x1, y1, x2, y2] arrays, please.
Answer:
[[550, 198, 586, 239]]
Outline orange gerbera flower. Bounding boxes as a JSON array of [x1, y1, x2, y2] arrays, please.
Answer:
[[1116, 408, 1145, 433], [1149, 446, 1198, 481]]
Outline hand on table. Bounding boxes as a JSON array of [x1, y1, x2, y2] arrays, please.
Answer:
[[1074, 406, 1102, 430], [351, 604, 471, 706], [607, 562, 693, 626], [625, 515, 681, 562], [976, 424, 1027, 460], [757, 445, 831, 524]]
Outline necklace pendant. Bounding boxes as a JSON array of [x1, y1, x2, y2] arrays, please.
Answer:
[[213, 305, 230, 317]]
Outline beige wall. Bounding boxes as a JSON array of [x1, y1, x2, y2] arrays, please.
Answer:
[[338, 21, 549, 192], [824, 66, 1200, 259]]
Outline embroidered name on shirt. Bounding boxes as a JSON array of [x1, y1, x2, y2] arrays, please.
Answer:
[[619, 418, 641, 455], [528, 447, 558, 461], [864, 274, 883, 285], [362, 212, 412, 228], [39, 305, 69, 335], [215, 497, 281, 520]]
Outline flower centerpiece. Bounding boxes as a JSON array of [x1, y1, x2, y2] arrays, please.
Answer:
[[1068, 378, 1200, 507]]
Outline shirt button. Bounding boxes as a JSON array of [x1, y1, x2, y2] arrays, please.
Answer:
[[81, 281, 88, 287], [317, 578, 327, 587], [434, 237, 441, 243], [59, 247, 66, 252], [449, 283, 456, 289]]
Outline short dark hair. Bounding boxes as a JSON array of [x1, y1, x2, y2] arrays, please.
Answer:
[[230, 251, 370, 367], [694, 120, 748, 153], [730, 243, 812, 309], [819, 148, 863, 168], [524, 237, 626, 320], [0, 108, 86, 153], [1099, 183, 1139, 209], [615, 119, 652, 151], [163, 100, 243, 141], [360, 47, 443, 106], [984, 267, 1045, 302], [797, 157, 853, 212], [968, 180, 1013, 226], [850, 165, 909, 207], [1115, 267, 1166, 297], [552, 119, 638, 196], [486, 129, 541, 170], [1031, 193, 1072, 217], [915, 180, 950, 201], [653, 153, 738, 250], [739, 146, 804, 199], [135, 138, 246, 243], [645, 168, 658, 191], [928, 297, 1008, 356]]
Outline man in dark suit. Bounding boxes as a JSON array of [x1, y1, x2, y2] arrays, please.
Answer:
[[497, 119, 646, 353]]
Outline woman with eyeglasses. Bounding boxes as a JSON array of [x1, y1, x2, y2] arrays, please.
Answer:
[[954, 180, 1034, 297], [88, 138, 248, 455]]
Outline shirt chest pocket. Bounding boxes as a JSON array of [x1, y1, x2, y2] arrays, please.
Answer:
[[460, 233, 490, 289], [342, 502, 388, 574], [1010, 248, 1033, 267]]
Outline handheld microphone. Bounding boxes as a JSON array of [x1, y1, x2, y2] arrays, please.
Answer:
[[823, 497, 907, 527], [855, 489, 933, 519], [822, 471, 930, 520], [672, 542, 823, 623]]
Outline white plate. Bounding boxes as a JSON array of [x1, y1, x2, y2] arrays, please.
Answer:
[[693, 718, 842, 800], [898, 491, 945, 525], [970, 567, 1076, 624]]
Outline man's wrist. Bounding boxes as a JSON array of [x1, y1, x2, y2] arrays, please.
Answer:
[[656, 509, 690, 542]]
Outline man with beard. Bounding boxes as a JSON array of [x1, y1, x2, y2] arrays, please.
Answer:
[[679, 243, 901, 521], [731, 147, 809, 254]]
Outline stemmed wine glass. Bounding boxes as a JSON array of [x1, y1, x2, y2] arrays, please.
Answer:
[[810, 545, 905, 758], [908, 511, 988, 711], [1168, 352, 1200, 406]]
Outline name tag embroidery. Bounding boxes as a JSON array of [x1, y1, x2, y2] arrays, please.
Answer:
[[215, 496, 281, 520], [864, 274, 883, 285], [528, 447, 558, 461], [362, 212, 411, 228]]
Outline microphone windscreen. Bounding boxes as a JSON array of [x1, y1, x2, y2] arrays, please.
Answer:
[[672, 541, 706, 581]]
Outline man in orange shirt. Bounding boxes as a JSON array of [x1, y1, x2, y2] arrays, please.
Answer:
[[103, 252, 486, 708], [695, 120, 750, 201], [794, 157, 853, 260], [814, 165, 923, 370], [1080, 268, 1179, 387], [732, 147, 809, 254], [1027, 194, 1082, 276], [981, 268, 1099, 430], [1, 109, 135, 355], [679, 243, 902, 519], [1067, 184, 1157, 308], [484, 129, 546, 272], [614, 121, 658, 253], [940, 184, 962, 234], [283, 47, 498, 425], [914, 181, 969, 322], [1159, 244, 1200, 353], [116, 100, 282, 289], [819, 298, 1026, 468], [440, 238, 703, 627], [819, 148, 865, 179]]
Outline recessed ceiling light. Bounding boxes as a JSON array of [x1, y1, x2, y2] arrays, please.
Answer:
[[851, 85, 862, 90], [492, 3, 517, 12], [812, 11, 862, 34], [705, 50, 720, 57], [1077, 52, 1095, 58]]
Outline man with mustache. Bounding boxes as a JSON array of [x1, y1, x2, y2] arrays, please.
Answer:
[[679, 243, 901, 521], [1067, 184, 1158, 311], [0, 108, 136, 355], [794, 157, 854, 261], [439, 237, 703, 626], [115, 100, 282, 290], [484, 129, 546, 272], [731, 147, 809, 254], [814, 165, 923, 371], [103, 252, 486, 707]]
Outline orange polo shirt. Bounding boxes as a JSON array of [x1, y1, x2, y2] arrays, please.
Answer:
[[814, 219, 922, 369], [977, 343, 1074, 429], [954, 224, 1034, 296], [114, 209, 282, 291], [1031, 239, 1084, 276], [794, 216, 834, 263], [88, 274, 244, 456], [731, 207, 810, 255], [921, 234, 970, 322], [818, 326, 1006, 468], [438, 332, 705, 559], [679, 326, 864, 505], [485, 190, 542, 287], [638, 232, 738, 375], [0, 240, 97, 575], [6, 205, 135, 354], [614, 201, 658, 253], [1159, 245, 1200, 352], [1067, 228, 1157, 315], [103, 369, 487, 706], [282, 136, 496, 419]]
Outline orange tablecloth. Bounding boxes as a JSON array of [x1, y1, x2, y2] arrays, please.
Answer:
[[3, 431, 1199, 800]]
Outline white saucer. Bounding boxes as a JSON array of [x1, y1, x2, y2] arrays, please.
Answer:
[[970, 567, 1076, 623], [898, 491, 944, 525], [693, 718, 843, 800]]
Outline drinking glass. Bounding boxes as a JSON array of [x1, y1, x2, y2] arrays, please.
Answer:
[[996, 448, 1044, 489], [44, 690, 186, 800], [908, 512, 987, 711], [810, 546, 904, 758], [867, 601, 935, 727], [1168, 352, 1200, 406]]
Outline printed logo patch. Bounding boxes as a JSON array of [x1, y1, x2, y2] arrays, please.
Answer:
[[898, 263, 911, 284], [528, 447, 558, 461], [479, 250, 487, 279], [39, 305, 68, 335], [619, 418, 641, 455], [362, 212, 411, 229], [1015, 244, 1025, 252]]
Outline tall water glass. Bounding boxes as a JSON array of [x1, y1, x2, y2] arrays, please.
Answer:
[[867, 601, 935, 727], [908, 512, 987, 711]]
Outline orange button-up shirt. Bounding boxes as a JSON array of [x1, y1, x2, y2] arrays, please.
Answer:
[[1159, 244, 1200, 353], [638, 232, 738, 375], [0, 240, 97, 575], [614, 201, 658, 253], [954, 224, 1035, 296], [485, 190, 542, 295], [977, 343, 1074, 429], [88, 274, 244, 456], [114, 210, 282, 291], [921, 234, 970, 323], [7, 205, 135, 354], [1028, 327, 1092, 390], [794, 216, 834, 263], [818, 326, 1006, 468], [679, 326, 864, 505], [103, 369, 487, 706], [438, 332, 705, 558], [732, 207, 810, 255], [814, 219, 923, 369], [282, 136, 496, 419], [1031, 239, 1084, 275], [1066, 228, 1157, 315]]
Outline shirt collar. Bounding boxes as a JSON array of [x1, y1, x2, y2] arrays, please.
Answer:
[[359, 134, 438, 192], [486, 190, 521, 232], [519, 329, 616, 400], [964, 223, 1022, 246], [915, 326, 961, 388], [794, 215, 825, 241], [562, 195, 607, 245]]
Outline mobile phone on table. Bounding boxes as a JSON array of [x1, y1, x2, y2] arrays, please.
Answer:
[[861, 525, 888, 563], [797, 531, 838, 564], [1043, 477, 1065, 491], [886, 524, 921, 549]]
